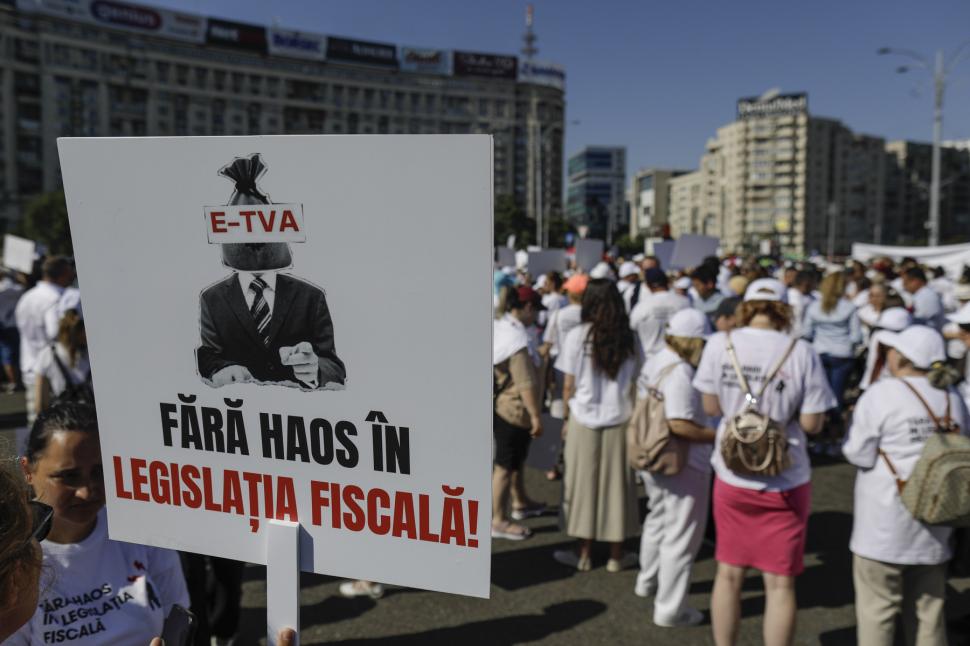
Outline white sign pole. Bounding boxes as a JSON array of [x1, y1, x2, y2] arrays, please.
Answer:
[[267, 520, 300, 646]]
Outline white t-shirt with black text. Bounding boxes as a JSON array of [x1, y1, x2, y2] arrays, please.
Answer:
[[9, 509, 190, 646], [693, 327, 836, 491], [843, 376, 970, 564], [629, 291, 690, 359], [639, 347, 714, 473]]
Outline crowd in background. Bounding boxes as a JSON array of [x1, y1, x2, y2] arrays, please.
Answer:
[[493, 249, 970, 645]]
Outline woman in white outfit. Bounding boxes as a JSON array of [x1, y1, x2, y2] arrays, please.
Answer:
[[634, 309, 716, 627], [843, 325, 970, 646]]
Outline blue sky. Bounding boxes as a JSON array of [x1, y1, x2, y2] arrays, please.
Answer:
[[154, 0, 970, 178]]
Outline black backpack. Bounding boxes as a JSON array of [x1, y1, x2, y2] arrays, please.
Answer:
[[50, 345, 95, 405]]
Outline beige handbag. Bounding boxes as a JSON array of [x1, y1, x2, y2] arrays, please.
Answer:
[[720, 333, 797, 477], [627, 363, 689, 474]]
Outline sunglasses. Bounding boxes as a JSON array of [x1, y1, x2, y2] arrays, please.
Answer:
[[29, 500, 53, 543]]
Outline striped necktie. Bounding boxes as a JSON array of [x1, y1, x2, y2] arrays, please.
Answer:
[[249, 275, 271, 346]]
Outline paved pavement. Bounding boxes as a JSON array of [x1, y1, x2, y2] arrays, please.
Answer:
[[3, 396, 968, 645]]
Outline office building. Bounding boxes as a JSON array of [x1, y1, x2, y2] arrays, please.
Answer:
[[627, 167, 692, 239], [0, 0, 565, 230], [565, 146, 625, 242]]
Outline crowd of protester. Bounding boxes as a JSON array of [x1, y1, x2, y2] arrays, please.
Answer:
[[493, 250, 970, 645], [2, 246, 970, 644]]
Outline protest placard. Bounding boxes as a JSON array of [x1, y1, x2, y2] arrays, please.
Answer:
[[669, 234, 719, 270], [2, 234, 36, 274], [58, 135, 493, 598], [527, 249, 567, 276], [496, 246, 516, 268], [650, 240, 675, 271], [575, 239, 604, 272]]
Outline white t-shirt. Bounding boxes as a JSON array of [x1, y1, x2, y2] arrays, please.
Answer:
[[542, 303, 582, 358], [14, 281, 64, 381], [555, 322, 642, 428], [693, 327, 837, 491], [639, 347, 714, 472], [911, 285, 945, 330], [34, 343, 91, 397], [493, 314, 529, 366], [538, 292, 567, 327], [843, 377, 970, 564], [787, 289, 815, 338], [629, 291, 690, 359], [9, 509, 190, 646]]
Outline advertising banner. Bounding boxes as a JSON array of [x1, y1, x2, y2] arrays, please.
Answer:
[[2, 234, 36, 274], [267, 27, 326, 61], [399, 47, 451, 75], [453, 51, 517, 80], [326, 36, 398, 67], [206, 17, 268, 54], [16, 0, 206, 43], [737, 92, 808, 120], [58, 135, 494, 598], [518, 60, 565, 90], [575, 238, 604, 272]]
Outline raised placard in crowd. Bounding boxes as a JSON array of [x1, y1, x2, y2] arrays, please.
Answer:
[[527, 249, 567, 277], [2, 234, 36, 274], [575, 238, 604, 272], [57, 135, 493, 598]]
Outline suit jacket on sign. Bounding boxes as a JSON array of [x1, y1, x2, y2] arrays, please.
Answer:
[[196, 273, 346, 388]]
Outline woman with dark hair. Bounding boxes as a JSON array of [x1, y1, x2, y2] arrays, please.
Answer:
[[492, 285, 546, 541], [0, 465, 49, 641], [10, 402, 190, 645], [553, 278, 641, 571], [693, 278, 835, 646]]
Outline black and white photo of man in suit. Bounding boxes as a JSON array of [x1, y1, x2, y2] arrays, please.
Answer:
[[196, 154, 346, 390]]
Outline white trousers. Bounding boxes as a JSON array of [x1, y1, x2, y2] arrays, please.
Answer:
[[636, 465, 712, 622]]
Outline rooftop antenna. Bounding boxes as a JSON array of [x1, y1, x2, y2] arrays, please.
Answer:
[[522, 4, 538, 61]]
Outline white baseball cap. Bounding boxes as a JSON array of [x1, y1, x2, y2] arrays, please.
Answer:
[[744, 278, 788, 303], [878, 307, 913, 332], [590, 261, 613, 280], [619, 261, 639, 279], [667, 308, 711, 339], [880, 325, 946, 370], [948, 301, 970, 325], [673, 276, 691, 290]]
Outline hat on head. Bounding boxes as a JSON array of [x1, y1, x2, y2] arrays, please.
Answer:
[[744, 278, 788, 303], [515, 286, 545, 310], [533, 274, 549, 290], [673, 276, 691, 290], [880, 325, 945, 370], [632, 253, 645, 263], [878, 307, 912, 332], [667, 308, 711, 339], [619, 261, 639, 279], [948, 302, 970, 326], [564, 274, 588, 295], [590, 262, 613, 280]]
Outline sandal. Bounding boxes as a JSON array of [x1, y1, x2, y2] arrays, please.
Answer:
[[511, 502, 546, 520], [491, 520, 532, 541]]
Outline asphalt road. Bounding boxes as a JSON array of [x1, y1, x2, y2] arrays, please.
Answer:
[[3, 393, 968, 645]]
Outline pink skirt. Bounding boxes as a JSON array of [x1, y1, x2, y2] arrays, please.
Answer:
[[713, 477, 811, 576]]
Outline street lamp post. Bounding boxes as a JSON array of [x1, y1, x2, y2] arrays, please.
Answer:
[[878, 42, 970, 247]]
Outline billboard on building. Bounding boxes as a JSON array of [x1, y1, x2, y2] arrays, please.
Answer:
[[519, 60, 565, 90], [453, 51, 517, 80], [399, 47, 451, 75], [16, 0, 207, 43], [326, 36, 398, 67], [267, 27, 326, 61], [737, 92, 808, 119], [206, 17, 268, 54]]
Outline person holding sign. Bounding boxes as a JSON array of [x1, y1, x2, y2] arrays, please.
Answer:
[[196, 154, 346, 390], [554, 279, 641, 571], [492, 286, 546, 540], [10, 403, 190, 645]]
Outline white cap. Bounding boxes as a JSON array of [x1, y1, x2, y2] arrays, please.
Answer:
[[674, 276, 691, 290], [501, 265, 515, 276], [533, 274, 548, 290], [667, 308, 711, 339], [619, 261, 639, 279], [590, 261, 613, 280], [878, 307, 913, 332], [880, 325, 946, 369], [632, 253, 645, 262], [948, 302, 970, 325], [744, 278, 788, 303]]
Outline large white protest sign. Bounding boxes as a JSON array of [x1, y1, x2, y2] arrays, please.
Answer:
[[2, 234, 36, 274], [495, 246, 515, 268], [58, 135, 493, 598], [669, 234, 719, 270], [575, 238, 604, 272], [852, 242, 970, 279], [527, 249, 567, 276]]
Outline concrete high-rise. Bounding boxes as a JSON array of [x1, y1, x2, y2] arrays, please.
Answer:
[[565, 146, 626, 242], [627, 168, 692, 239]]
